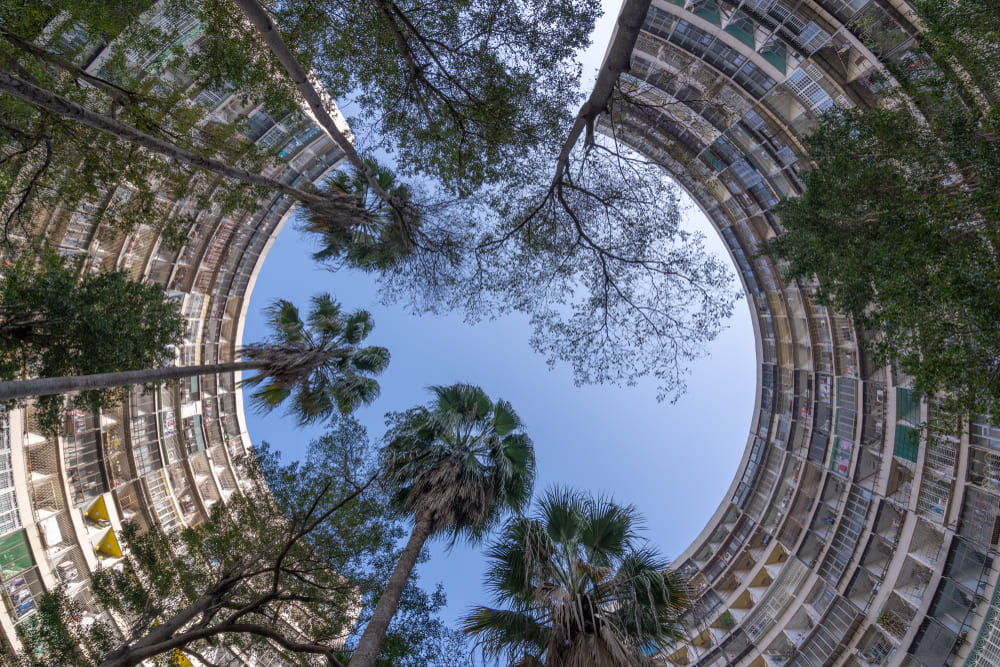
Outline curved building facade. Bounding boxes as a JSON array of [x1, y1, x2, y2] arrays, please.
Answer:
[[1, 1, 998, 665], [0, 6, 347, 660], [603, 1, 999, 666]]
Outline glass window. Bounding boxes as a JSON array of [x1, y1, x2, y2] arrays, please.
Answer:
[[669, 20, 714, 58], [642, 5, 677, 39], [734, 61, 776, 97], [971, 418, 1000, 452], [703, 39, 748, 77]]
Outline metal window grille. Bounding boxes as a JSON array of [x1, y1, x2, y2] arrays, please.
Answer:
[[797, 596, 863, 666], [820, 486, 871, 585], [958, 487, 1000, 548], [971, 418, 1000, 452], [786, 68, 834, 112], [916, 475, 951, 524], [144, 473, 181, 533]]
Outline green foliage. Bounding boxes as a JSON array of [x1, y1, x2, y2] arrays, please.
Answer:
[[915, 0, 1000, 103], [0, 0, 294, 245], [463, 487, 689, 666], [305, 157, 418, 271], [14, 420, 467, 666], [769, 82, 1000, 420], [14, 587, 118, 667], [243, 293, 391, 425], [272, 0, 600, 195], [0, 250, 183, 429], [382, 383, 536, 543], [876, 610, 906, 639]]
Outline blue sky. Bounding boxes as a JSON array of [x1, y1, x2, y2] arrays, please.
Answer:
[[242, 207, 755, 628], [242, 0, 756, 631]]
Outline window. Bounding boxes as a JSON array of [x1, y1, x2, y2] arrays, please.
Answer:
[[785, 68, 834, 112], [733, 61, 776, 97], [642, 5, 677, 39], [669, 20, 714, 58], [971, 418, 1000, 452], [703, 40, 748, 77]]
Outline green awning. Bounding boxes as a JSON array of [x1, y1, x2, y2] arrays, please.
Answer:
[[760, 41, 787, 74], [725, 19, 756, 49], [896, 388, 921, 425], [894, 425, 919, 462], [0, 531, 33, 579], [693, 1, 721, 25]]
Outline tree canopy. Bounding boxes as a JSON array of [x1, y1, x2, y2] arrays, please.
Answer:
[[11, 419, 469, 667], [769, 2, 1000, 420], [464, 486, 689, 666], [0, 0, 366, 247], [0, 250, 183, 428], [266, 0, 601, 195], [1, 0, 738, 402]]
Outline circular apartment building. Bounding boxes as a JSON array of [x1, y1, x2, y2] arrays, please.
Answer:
[[1, 1, 997, 666]]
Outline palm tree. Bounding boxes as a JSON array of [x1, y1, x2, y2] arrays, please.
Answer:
[[348, 383, 536, 667], [304, 157, 417, 270], [463, 487, 689, 667], [0, 293, 389, 425]]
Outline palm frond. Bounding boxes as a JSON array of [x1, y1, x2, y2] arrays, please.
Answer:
[[349, 346, 390, 374], [491, 399, 521, 435], [466, 488, 688, 666], [579, 507, 637, 566], [249, 382, 291, 414], [306, 293, 343, 338], [341, 310, 375, 346], [247, 295, 387, 424], [381, 384, 535, 540], [462, 607, 548, 665]]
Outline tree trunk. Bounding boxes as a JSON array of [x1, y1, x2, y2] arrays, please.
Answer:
[[231, 0, 403, 211], [97, 593, 222, 667], [553, 0, 652, 176], [0, 361, 262, 402], [348, 513, 434, 667], [0, 70, 332, 206], [0, 26, 138, 108]]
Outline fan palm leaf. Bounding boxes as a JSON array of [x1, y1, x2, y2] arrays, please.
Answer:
[[464, 487, 689, 666], [305, 157, 418, 270], [348, 384, 535, 667], [242, 293, 389, 425]]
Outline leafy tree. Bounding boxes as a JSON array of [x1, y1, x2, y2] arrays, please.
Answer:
[[351, 383, 536, 667], [5, 0, 736, 402], [450, 0, 735, 401], [768, 100, 1000, 419], [766, 1, 1000, 424], [0, 0, 368, 246], [240, 0, 600, 195], [305, 157, 420, 271], [0, 293, 390, 426], [916, 0, 1000, 103], [239, 0, 736, 400], [463, 486, 689, 667], [404, 141, 737, 401], [11, 419, 466, 667], [0, 250, 183, 429]]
